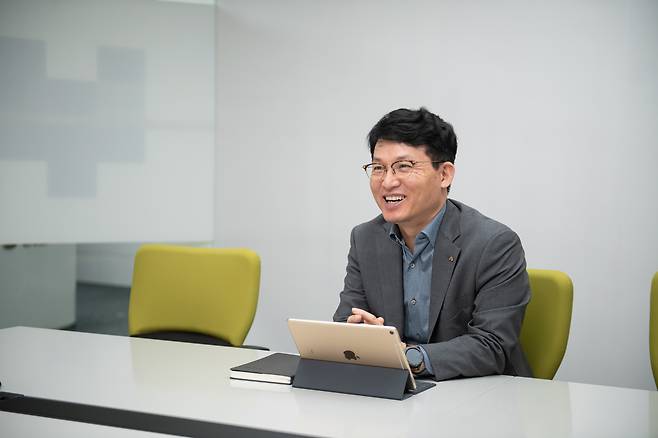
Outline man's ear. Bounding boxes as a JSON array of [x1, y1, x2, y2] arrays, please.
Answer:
[[440, 162, 455, 189]]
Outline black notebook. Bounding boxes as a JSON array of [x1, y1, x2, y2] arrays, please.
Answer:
[[230, 353, 300, 385]]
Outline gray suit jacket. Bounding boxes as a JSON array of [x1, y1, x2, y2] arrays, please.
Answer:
[[333, 199, 533, 380]]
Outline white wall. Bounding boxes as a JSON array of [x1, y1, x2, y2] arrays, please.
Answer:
[[216, 0, 658, 390], [0, 0, 215, 245]]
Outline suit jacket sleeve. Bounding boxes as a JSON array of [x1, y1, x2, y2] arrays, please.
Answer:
[[333, 227, 371, 322], [422, 228, 530, 380]]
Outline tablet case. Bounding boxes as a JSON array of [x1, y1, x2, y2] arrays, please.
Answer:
[[292, 358, 435, 400]]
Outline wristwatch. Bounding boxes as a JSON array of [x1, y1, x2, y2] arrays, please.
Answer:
[[405, 345, 426, 375]]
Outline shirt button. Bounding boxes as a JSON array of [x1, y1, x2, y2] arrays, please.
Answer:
[[411, 298, 417, 305], [410, 262, 415, 269]]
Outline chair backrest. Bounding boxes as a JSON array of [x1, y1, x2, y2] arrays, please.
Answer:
[[519, 269, 573, 379], [128, 244, 260, 347], [649, 272, 658, 389]]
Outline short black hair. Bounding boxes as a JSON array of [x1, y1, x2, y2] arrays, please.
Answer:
[[367, 107, 458, 166]]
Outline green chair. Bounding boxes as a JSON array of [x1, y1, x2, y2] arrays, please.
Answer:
[[649, 272, 658, 389], [520, 269, 573, 379], [129, 244, 263, 348]]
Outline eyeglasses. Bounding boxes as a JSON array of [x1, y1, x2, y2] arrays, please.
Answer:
[[362, 160, 447, 179]]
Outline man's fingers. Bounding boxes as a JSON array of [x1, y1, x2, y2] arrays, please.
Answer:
[[351, 308, 385, 325], [351, 307, 375, 319], [347, 314, 363, 324]]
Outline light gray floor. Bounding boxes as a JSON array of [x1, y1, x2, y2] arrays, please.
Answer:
[[72, 282, 130, 336]]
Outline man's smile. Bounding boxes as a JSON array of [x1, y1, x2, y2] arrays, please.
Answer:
[[384, 195, 406, 203]]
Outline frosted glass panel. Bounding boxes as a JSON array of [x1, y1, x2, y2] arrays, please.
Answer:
[[0, 0, 215, 244]]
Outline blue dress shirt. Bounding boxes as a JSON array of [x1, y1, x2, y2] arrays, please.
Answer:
[[388, 204, 446, 375]]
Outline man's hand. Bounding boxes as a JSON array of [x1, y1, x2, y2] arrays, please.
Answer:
[[347, 307, 385, 325]]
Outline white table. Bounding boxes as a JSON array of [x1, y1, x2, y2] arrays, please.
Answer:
[[1, 326, 656, 438]]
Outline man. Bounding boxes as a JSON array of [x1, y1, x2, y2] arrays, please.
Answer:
[[333, 107, 533, 381]]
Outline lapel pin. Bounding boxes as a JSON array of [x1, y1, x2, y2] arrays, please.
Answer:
[[448, 256, 454, 262]]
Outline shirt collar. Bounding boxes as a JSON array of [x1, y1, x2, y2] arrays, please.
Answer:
[[387, 203, 447, 247]]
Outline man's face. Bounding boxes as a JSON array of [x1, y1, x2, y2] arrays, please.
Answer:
[[370, 140, 452, 234]]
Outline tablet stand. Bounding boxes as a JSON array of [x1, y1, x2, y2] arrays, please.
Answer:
[[292, 358, 415, 400]]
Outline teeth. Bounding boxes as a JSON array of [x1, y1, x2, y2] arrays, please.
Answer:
[[384, 195, 405, 203]]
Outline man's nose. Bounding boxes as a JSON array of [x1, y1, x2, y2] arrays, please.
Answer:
[[381, 169, 401, 188]]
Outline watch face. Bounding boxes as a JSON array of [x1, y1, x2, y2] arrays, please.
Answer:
[[406, 347, 423, 368]]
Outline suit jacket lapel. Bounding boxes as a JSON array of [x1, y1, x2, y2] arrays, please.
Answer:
[[375, 221, 405, 338], [428, 201, 461, 340]]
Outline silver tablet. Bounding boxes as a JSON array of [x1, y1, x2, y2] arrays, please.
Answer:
[[287, 318, 415, 389]]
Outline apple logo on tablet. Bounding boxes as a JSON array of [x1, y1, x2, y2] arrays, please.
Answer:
[[343, 350, 359, 360]]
